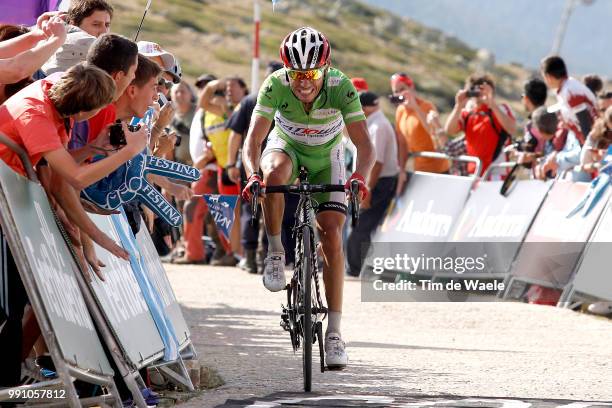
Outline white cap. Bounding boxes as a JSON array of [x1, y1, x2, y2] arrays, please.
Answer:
[[137, 40, 182, 83], [41, 29, 96, 75]]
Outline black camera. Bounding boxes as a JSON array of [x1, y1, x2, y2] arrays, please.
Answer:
[[466, 87, 481, 98], [214, 89, 226, 97], [388, 94, 404, 104], [513, 136, 538, 154], [164, 127, 182, 147], [109, 120, 140, 148]]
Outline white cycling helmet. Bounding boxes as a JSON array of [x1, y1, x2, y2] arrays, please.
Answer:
[[279, 27, 331, 70]]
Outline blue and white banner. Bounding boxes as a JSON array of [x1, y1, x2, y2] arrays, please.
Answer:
[[203, 194, 238, 241]]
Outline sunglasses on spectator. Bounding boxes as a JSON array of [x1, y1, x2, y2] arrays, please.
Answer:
[[286, 68, 325, 81], [158, 78, 173, 89]]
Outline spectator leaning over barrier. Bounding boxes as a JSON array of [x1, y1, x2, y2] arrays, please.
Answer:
[[532, 106, 588, 181], [67, 0, 113, 38], [347, 91, 399, 277], [511, 78, 549, 168], [445, 73, 517, 175], [137, 40, 182, 96], [391, 72, 448, 175], [0, 14, 66, 84], [0, 64, 144, 185], [540, 56, 598, 144], [0, 63, 147, 388], [583, 74, 603, 97], [579, 106, 612, 178]]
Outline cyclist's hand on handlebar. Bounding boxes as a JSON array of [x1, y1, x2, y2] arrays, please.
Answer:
[[242, 174, 265, 201], [345, 172, 368, 201]]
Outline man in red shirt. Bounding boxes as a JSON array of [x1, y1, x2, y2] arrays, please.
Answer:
[[445, 74, 516, 174]]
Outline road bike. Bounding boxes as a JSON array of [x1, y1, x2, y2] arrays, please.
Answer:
[[250, 167, 359, 392]]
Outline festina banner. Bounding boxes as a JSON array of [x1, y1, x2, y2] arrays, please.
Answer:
[[203, 194, 239, 241]]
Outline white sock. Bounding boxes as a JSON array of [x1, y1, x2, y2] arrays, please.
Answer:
[[267, 233, 284, 253], [326, 311, 342, 337]]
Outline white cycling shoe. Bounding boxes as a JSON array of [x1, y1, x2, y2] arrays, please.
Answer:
[[262, 252, 286, 292], [325, 332, 348, 369]]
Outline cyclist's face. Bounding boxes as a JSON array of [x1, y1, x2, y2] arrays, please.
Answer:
[[289, 70, 325, 104]]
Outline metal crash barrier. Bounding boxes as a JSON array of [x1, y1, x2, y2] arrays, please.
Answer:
[[502, 180, 611, 299], [0, 134, 120, 407], [364, 152, 480, 281], [559, 199, 612, 307], [0, 133, 196, 407]]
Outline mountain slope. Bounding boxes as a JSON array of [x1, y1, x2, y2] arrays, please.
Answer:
[[112, 0, 532, 113]]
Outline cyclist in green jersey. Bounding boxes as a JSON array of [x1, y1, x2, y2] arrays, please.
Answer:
[[242, 27, 375, 369]]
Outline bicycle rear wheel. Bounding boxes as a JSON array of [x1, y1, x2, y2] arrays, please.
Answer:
[[300, 224, 313, 392]]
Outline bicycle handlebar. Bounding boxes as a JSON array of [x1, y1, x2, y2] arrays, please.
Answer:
[[249, 181, 361, 228], [263, 184, 346, 194]]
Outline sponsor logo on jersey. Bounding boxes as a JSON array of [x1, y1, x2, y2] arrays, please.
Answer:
[[327, 76, 342, 87], [275, 113, 344, 144], [311, 108, 340, 119]]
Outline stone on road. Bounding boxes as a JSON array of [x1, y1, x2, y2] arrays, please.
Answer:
[[165, 264, 612, 407]]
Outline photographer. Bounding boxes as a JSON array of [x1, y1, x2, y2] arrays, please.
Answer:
[[391, 72, 448, 174], [445, 73, 516, 175]]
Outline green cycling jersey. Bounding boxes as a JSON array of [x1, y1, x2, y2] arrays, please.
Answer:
[[254, 67, 365, 147], [254, 67, 365, 210]]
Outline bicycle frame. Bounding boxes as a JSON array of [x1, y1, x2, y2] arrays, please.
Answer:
[[250, 166, 359, 391]]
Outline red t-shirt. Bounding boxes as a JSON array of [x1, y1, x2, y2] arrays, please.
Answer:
[[87, 104, 117, 143], [459, 103, 514, 174], [0, 79, 71, 177]]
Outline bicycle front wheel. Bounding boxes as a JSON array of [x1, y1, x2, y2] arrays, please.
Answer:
[[300, 224, 313, 392]]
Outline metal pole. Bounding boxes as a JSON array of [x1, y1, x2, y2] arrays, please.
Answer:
[[252, 0, 261, 92], [551, 0, 577, 55]]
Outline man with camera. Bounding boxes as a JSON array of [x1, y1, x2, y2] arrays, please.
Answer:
[[391, 72, 448, 175], [445, 74, 517, 175]]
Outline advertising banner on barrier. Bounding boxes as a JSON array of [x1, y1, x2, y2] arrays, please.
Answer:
[[563, 200, 612, 302], [0, 161, 113, 376], [88, 213, 166, 367], [375, 173, 474, 242], [508, 180, 611, 289], [135, 225, 191, 348], [366, 173, 474, 280], [439, 179, 553, 278]]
